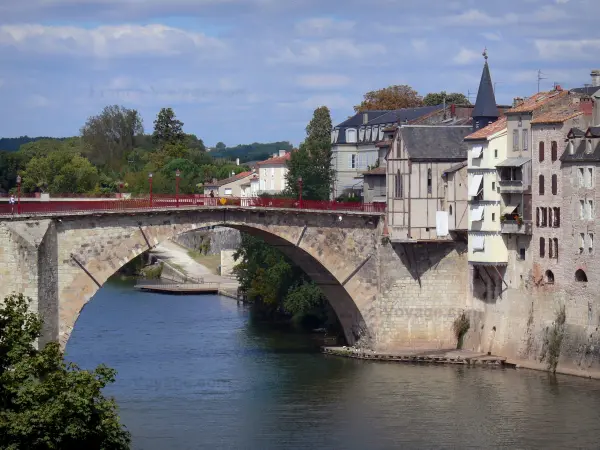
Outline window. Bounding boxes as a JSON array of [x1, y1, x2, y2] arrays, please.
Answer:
[[492, 212, 496, 222], [584, 167, 592, 187], [513, 130, 519, 150], [588, 168, 593, 188], [549, 239, 554, 259], [588, 200, 594, 219], [575, 269, 588, 282], [346, 128, 357, 143], [589, 233, 594, 253], [271, 167, 275, 177], [540, 237, 546, 258], [348, 154, 357, 169], [536, 207, 540, 227], [551, 141, 558, 161], [580, 233, 585, 253], [554, 238, 559, 259], [551, 174, 557, 195], [427, 168, 432, 194], [492, 181, 496, 191], [270, 179, 274, 190], [545, 270, 555, 284], [449, 205, 453, 216], [224, 188, 232, 195], [494, 149, 498, 158], [541, 207, 548, 227], [539, 142, 545, 162], [568, 141, 574, 155], [578, 168, 585, 187], [519, 248, 526, 260], [522, 129, 529, 151], [539, 175, 545, 195], [395, 171, 403, 198], [553, 207, 560, 227], [580, 200, 585, 219], [586, 139, 592, 154]]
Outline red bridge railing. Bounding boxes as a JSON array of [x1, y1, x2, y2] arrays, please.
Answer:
[[0, 195, 386, 216]]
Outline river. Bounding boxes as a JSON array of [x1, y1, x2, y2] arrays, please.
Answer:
[[66, 279, 600, 450]]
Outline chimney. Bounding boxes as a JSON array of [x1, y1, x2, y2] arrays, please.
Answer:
[[580, 97, 593, 116], [450, 104, 456, 117], [554, 84, 563, 91], [272, 153, 277, 158], [279, 150, 286, 157], [236, 158, 240, 166], [363, 113, 369, 125], [513, 97, 524, 107], [212, 178, 217, 184], [591, 70, 600, 87]]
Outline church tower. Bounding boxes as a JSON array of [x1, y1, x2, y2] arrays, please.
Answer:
[[472, 49, 499, 132]]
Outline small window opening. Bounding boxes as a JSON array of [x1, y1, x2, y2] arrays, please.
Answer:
[[545, 270, 555, 284], [575, 269, 588, 282]]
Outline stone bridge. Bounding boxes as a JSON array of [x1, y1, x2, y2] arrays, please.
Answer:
[[0, 205, 469, 351]]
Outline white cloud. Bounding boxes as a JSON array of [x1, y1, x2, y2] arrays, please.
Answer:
[[25, 94, 50, 108], [277, 94, 350, 110], [410, 39, 428, 54], [296, 74, 350, 88], [442, 9, 520, 26], [0, 24, 226, 58], [482, 32, 502, 41], [295, 18, 355, 36], [535, 39, 600, 60], [453, 47, 482, 65], [267, 38, 386, 65]]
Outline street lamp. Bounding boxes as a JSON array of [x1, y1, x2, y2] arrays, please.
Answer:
[[148, 173, 153, 207], [16, 175, 21, 214], [175, 169, 181, 208], [297, 176, 303, 209]]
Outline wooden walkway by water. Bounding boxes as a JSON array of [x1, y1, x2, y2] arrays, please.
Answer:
[[134, 279, 241, 298]]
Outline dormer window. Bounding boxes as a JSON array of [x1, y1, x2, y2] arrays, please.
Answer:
[[366, 127, 372, 141], [346, 128, 357, 143], [568, 140, 574, 154], [586, 139, 593, 154], [359, 127, 365, 142], [331, 130, 335, 144], [379, 126, 385, 141]]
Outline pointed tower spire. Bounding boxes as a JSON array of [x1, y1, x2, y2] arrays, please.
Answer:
[[472, 48, 498, 132]]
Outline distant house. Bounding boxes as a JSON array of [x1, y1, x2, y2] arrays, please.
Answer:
[[256, 150, 292, 195], [240, 173, 259, 198], [203, 171, 254, 197]]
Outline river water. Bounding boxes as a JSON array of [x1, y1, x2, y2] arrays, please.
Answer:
[[66, 279, 600, 450]]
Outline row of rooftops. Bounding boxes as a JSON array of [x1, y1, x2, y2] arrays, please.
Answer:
[[204, 151, 292, 187]]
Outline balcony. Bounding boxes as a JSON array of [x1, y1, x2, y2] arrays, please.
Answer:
[[501, 219, 532, 235], [498, 180, 526, 194]]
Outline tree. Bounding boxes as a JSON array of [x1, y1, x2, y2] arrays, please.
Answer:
[[0, 293, 131, 449], [215, 142, 226, 150], [285, 106, 334, 200], [81, 105, 144, 170], [354, 85, 423, 112], [423, 91, 471, 106], [152, 108, 185, 148]]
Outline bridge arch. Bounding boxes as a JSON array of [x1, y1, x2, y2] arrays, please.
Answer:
[[46, 208, 382, 349]]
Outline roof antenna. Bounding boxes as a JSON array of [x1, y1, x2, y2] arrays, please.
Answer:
[[482, 47, 488, 61], [537, 69, 547, 93]]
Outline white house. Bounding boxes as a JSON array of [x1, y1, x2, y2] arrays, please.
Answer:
[[257, 150, 291, 195]]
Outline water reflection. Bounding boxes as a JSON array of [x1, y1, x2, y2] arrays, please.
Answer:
[[66, 281, 600, 450]]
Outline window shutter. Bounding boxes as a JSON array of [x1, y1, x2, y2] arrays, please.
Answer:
[[348, 154, 353, 169]]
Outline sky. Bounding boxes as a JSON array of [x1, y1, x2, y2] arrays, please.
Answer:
[[0, 0, 599, 147]]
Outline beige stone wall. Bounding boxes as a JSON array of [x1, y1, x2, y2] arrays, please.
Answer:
[[220, 249, 236, 278]]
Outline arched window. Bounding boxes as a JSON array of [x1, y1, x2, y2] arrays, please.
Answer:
[[539, 175, 545, 195], [539, 141, 545, 162], [449, 205, 453, 216], [545, 270, 555, 284], [575, 269, 588, 282], [540, 237, 545, 258], [551, 141, 558, 161], [551, 174, 557, 195]]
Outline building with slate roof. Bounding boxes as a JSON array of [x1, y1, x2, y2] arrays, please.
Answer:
[[384, 125, 471, 242], [331, 105, 444, 199]]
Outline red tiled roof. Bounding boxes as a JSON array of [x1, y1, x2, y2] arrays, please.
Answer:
[[205, 171, 253, 187], [505, 90, 568, 114], [362, 166, 386, 175], [256, 152, 292, 166], [530, 106, 583, 124], [464, 117, 507, 140]]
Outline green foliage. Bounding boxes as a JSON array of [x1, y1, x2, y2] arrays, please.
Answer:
[[453, 311, 470, 350], [0, 136, 68, 153], [0, 294, 131, 449], [285, 106, 334, 201], [81, 105, 144, 171], [210, 141, 293, 163], [540, 305, 567, 373], [152, 108, 185, 148], [284, 282, 324, 316], [354, 85, 423, 112], [423, 91, 471, 106], [215, 142, 226, 150], [0, 152, 23, 193], [142, 263, 163, 279]]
